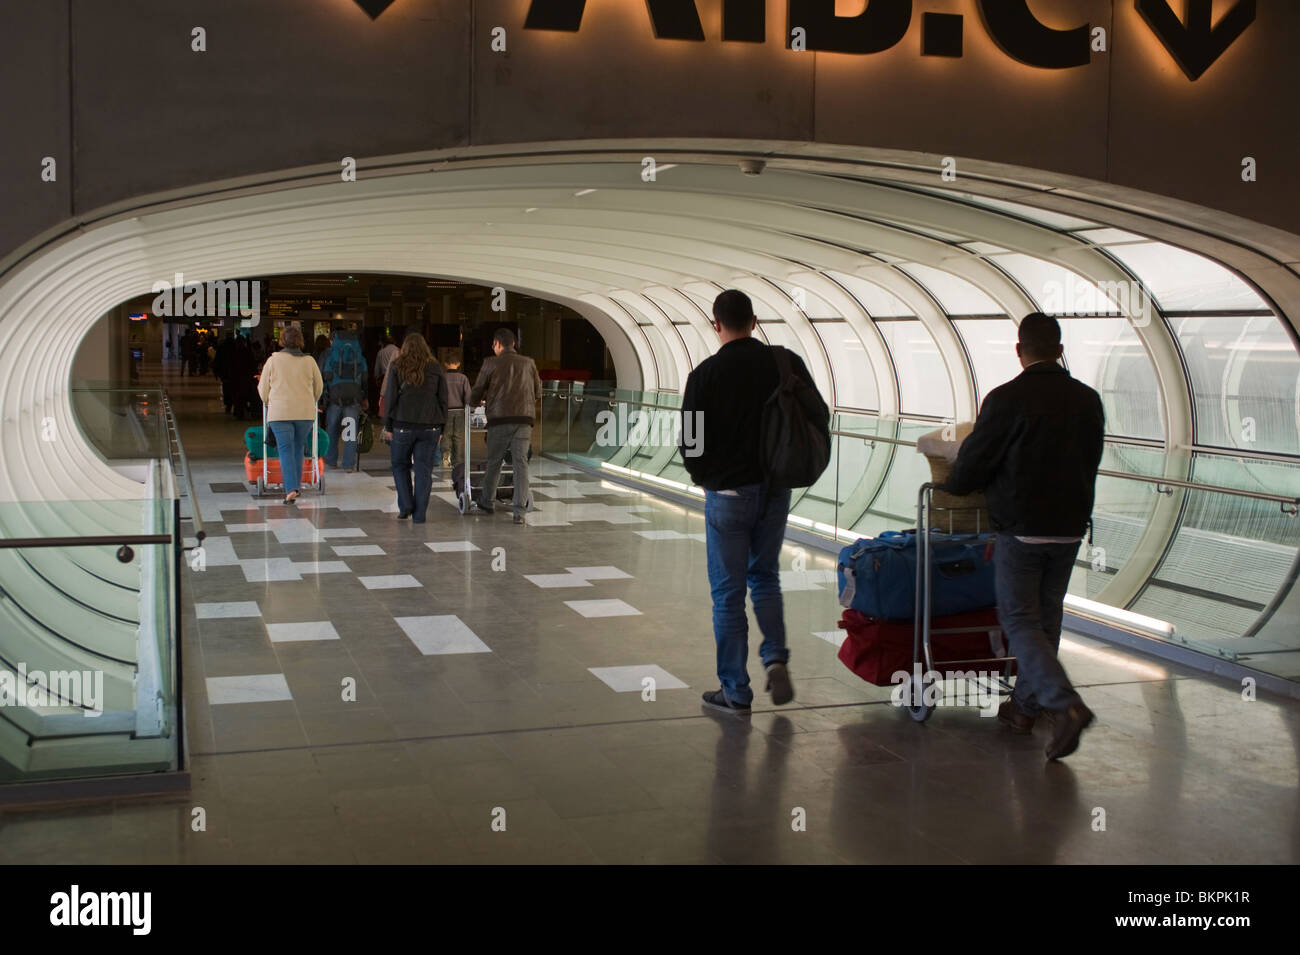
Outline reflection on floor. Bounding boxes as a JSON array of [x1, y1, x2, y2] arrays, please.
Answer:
[[2, 366, 1297, 864]]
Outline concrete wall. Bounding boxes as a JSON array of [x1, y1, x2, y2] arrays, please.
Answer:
[[2, 0, 1297, 268]]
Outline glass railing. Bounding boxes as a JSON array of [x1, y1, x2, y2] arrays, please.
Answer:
[[540, 385, 1300, 683], [0, 387, 193, 790]]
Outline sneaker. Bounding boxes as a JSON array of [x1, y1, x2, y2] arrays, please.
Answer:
[[397, 510, 412, 520], [998, 698, 1036, 734], [1045, 703, 1095, 761], [476, 500, 495, 514], [765, 662, 794, 705], [513, 514, 525, 525], [701, 689, 751, 715]]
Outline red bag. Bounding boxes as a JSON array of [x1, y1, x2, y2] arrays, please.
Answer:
[[836, 607, 1011, 687]]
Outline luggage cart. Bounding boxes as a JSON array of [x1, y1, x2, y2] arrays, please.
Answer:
[[250, 405, 325, 498], [456, 405, 516, 514], [904, 482, 1014, 723]]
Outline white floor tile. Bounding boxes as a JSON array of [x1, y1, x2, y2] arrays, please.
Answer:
[[588, 664, 688, 692], [332, 544, 385, 556], [813, 630, 847, 648], [239, 558, 302, 582], [523, 573, 593, 589], [319, 528, 367, 538], [267, 518, 325, 544], [293, 561, 351, 575], [206, 674, 293, 704], [266, 621, 341, 643], [636, 530, 687, 540], [395, 615, 492, 655], [566, 566, 632, 580], [195, 536, 240, 567], [225, 522, 270, 533], [359, 574, 422, 590], [565, 598, 642, 618], [195, 601, 261, 619], [424, 540, 480, 553]]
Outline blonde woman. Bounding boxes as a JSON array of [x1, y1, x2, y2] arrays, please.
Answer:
[[381, 333, 449, 523], [257, 325, 323, 504]]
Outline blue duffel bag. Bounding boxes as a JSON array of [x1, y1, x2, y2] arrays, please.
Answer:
[[837, 531, 997, 621]]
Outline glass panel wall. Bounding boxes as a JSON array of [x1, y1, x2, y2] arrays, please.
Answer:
[[877, 320, 955, 418]]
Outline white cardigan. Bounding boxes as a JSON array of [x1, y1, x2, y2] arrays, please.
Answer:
[[258, 351, 323, 422]]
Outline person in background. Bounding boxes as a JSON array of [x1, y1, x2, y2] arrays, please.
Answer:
[[257, 325, 323, 505], [381, 333, 448, 524], [214, 333, 236, 414], [314, 334, 332, 368], [680, 289, 815, 715], [442, 351, 472, 490], [321, 327, 368, 472], [229, 334, 256, 421], [469, 328, 541, 525], [374, 335, 400, 384], [942, 312, 1104, 761], [180, 329, 196, 376]]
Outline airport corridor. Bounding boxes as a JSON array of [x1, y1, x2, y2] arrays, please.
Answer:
[[1, 367, 1297, 865]]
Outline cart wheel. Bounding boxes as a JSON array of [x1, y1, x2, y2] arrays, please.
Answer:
[[318, 469, 325, 494], [256, 477, 265, 497], [457, 491, 468, 515], [903, 672, 937, 723]]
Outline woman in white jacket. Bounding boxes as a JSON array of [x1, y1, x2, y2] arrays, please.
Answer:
[[257, 325, 324, 504]]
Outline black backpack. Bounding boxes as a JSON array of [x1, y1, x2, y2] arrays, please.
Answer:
[[761, 346, 831, 489]]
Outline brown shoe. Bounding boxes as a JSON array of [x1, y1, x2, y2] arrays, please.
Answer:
[[1045, 703, 1095, 761], [998, 699, 1036, 734]]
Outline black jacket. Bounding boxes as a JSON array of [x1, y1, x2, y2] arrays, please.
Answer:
[[944, 362, 1105, 536], [383, 360, 449, 430], [680, 337, 818, 490]]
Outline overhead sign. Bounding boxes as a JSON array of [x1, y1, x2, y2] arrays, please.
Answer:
[[521, 0, 1256, 80]]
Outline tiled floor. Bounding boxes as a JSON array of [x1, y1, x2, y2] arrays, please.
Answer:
[[2, 368, 1299, 864]]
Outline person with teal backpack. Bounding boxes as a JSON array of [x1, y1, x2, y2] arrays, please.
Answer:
[[321, 327, 368, 471]]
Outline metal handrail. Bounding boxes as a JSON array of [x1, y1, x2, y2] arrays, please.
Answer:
[[548, 390, 1300, 511], [0, 535, 172, 549], [160, 391, 206, 544], [830, 429, 916, 447], [1097, 468, 1299, 511]]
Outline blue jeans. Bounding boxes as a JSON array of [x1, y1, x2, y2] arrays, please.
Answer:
[[704, 483, 792, 706], [267, 419, 314, 494], [391, 425, 443, 521], [995, 534, 1084, 715], [325, 402, 361, 469]]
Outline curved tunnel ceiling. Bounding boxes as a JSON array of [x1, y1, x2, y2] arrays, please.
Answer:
[[1, 142, 1298, 511]]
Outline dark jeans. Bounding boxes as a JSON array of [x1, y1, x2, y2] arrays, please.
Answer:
[[391, 425, 443, 521], [481, 423, 532, 519], [703, 483, 792, 706], [995, 534, 1084, 715], [325, 401, 361, 469]]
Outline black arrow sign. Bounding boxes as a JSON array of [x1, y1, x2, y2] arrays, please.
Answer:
[[1135, 0, 1256, 81], [353, 0, 398, 19]]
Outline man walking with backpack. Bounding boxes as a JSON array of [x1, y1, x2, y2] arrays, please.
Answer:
[[322, 327, 368, 472], [681, 289, 829, 714], [942, 312, 1104, 760]]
